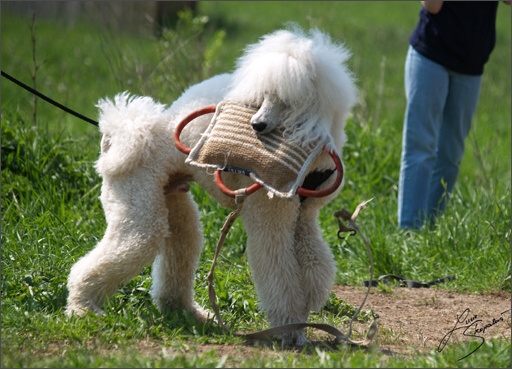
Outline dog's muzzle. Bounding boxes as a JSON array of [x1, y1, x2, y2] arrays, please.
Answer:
[[251, 121, 268, 132]]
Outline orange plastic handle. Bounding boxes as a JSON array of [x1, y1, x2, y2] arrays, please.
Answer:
[[174, 105, 217, 155], [214, 171, 264, 197]]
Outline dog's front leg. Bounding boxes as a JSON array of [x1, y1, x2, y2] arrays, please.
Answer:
[[241, 193, 310, 346], [294, 202, 337, 313]]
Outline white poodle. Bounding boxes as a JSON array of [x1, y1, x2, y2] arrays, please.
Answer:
[[66, 26, 357, 346]]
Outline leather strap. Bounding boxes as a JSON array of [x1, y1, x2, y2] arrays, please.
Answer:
[[239, 320, 378, 347], [363, 274, 456, 288]]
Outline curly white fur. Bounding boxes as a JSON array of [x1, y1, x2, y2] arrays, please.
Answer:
[[227, 27, 357, 150], [66, 26, 357, 347]]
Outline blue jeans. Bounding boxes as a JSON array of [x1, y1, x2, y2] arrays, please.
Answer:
[[398, 46, 482, 229]]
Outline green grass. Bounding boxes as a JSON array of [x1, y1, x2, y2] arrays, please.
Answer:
[[2, 2, 510, 367]]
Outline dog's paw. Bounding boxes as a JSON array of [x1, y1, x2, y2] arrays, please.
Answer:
[[186, 303, 215, 324], [65, 301, 106, 317], [281, 329, 311, 348]]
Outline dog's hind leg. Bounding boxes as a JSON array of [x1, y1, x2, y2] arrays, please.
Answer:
[[66, 176, 169, 316], [293, 204, 337, 313], [150, 190, 209, 322], [66, 235, 163, 316]]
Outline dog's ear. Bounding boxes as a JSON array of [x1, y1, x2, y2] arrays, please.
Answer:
[[101, 134, 111, 153]]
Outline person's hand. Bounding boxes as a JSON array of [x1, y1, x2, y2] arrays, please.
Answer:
[[421, 1, 443, 14]]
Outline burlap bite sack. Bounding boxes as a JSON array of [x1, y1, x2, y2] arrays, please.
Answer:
[[186, 101, 329, 198]]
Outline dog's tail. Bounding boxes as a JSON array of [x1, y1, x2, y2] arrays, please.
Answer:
[[95, 92, 170, 177]]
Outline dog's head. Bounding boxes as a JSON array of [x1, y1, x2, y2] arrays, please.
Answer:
[[226, 26, 358, 150]]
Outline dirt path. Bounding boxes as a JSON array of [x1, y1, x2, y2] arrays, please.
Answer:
[[331, 286, 511, 355], [127, 287, 510, 365]]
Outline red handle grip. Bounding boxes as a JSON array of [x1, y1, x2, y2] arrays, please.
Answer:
[[174, 105, 217, 155], [214, 171, 264, 197]]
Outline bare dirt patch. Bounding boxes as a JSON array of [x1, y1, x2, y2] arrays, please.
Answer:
[[332, 286, 511, 355], [127, 287, 510, 364]]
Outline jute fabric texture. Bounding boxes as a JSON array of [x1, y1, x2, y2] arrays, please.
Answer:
[[186, 101, 327, 198]]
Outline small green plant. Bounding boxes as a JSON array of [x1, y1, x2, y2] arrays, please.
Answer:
[[321, 293, 376, 323], [376, 283, 394, 294], [141, 10, 226, 100]]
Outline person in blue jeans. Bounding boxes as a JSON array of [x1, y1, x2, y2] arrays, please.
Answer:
[[398, 1, 509, 229]]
